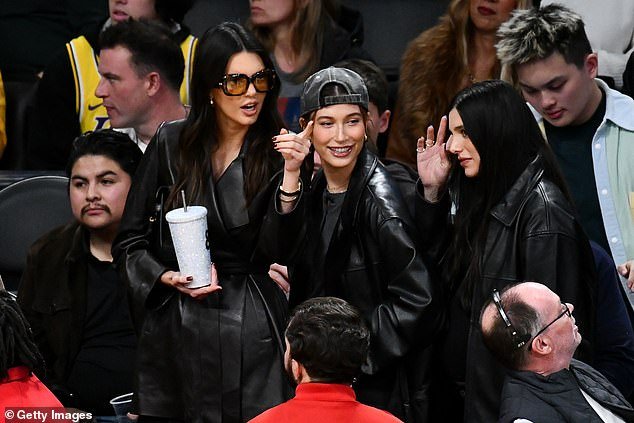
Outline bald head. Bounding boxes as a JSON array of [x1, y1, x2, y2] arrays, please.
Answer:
[[481, 285, 539, 370], [481, 282, 581, 374]]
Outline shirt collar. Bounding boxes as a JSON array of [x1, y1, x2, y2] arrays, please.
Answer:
[[597, 78, 634, 131], [1, 366, 31, 383], [294, 383, 357, 402]]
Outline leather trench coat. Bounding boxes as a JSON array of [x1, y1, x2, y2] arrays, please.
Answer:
[[113, 120, 302, 422], [289, 147, 444, 422], [417, 157, 597, 423]]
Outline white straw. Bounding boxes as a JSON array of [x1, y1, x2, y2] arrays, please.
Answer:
[[181, 190, 187, 212]]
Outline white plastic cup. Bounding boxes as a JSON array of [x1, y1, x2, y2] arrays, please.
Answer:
[[165, 206, 211, 288], [109, 392, 134, 422]]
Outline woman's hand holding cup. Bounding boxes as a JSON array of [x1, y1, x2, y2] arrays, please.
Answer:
[[160, 263, 222, 299]]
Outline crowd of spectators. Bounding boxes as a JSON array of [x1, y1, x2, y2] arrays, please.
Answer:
[[1, 1, 634, 422]]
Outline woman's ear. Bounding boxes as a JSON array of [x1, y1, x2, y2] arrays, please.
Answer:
[[299, 117, 307, 130]]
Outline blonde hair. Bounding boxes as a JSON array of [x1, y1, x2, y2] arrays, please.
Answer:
[[248, 0, 339, 81]]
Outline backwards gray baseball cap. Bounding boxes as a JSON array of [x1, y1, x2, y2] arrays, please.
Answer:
[[300, 67, 369, 117]]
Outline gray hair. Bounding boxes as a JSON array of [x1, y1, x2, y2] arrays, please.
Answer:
[[496, 4, 587, 67]]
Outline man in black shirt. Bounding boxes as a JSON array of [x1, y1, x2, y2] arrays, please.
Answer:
[[497, 4, 634, 301], [18, 129, 143, 416]]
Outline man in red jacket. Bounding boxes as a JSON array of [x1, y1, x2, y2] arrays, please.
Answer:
[[249, 297, 402, 423], [0, 289, 64, 410]]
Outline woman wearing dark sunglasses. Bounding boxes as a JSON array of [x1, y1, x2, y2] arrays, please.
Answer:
[[415, 80, 598, 422], [113, 22, 309, 422]]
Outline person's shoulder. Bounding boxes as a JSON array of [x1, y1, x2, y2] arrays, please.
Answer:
[[154, 119, 187, 144], [351, 403, 403, 422], [28, 222, 80, 257], [518, 177, 578, 235], [499, 375, 552, 423], [247, 402, 290, 423], [359, 165, 417, 234], [602, 82, 634, 131], [364, 158, 409, 211]]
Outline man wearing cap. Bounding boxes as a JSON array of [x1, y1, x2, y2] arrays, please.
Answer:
[[481, 282, 634, 422], [281, 67, 442, 422]]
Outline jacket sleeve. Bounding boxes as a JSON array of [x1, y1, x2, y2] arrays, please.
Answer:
[[364, 216, 444, 374], [256, 174, 309, 265], [112, 130, 173, 312], [415, 181, 452, 266], [17, 244, 63, 389], [27, 49, 80, 170]]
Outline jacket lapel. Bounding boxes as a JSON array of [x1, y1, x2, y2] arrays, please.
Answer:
[[323, 147, 377, 294]]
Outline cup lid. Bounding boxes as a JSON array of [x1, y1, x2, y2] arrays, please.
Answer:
[[165, 205, 208, 223], [110, 392, 134, 405]]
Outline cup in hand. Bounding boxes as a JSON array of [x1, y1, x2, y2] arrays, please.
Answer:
[[110, 392, 134, 423], [165, 206, 211, 288]]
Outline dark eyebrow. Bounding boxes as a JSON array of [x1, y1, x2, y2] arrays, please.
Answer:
[[71, 170, 118, 181], [316, 112, 363, 120], [97, 170, 118, 178]]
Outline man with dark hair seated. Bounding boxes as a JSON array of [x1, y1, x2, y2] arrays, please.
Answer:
[[481, 282, 634, 422], [249, 297, 402, 423], [18, 129, 143, 416], [28, 0, 195, 169], [96, 19, 189, 151]]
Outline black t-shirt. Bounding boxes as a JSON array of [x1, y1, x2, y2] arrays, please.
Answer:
[[320, 190, 346, 249], [545, 91, 610, 254], [66, 252, 137, 415]]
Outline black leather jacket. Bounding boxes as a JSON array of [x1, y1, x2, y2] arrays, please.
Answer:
[[113, 120, 301, 422], [417, 157, 597, 422], [290, 147, 443, 422]]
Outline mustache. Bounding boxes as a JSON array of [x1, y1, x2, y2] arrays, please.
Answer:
[[81, 204, 111, 215]]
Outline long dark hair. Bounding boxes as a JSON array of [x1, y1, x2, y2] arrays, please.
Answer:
[[168, 22, 283, 208], [446, 80, 570, 309], [0, 291, 44, 378]]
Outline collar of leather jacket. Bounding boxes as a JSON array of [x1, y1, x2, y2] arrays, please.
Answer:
[[64, 222, 89, 264], [490, 156, 544, 227]]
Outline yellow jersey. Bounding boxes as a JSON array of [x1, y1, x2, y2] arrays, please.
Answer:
[[66, 34, 197, 133]]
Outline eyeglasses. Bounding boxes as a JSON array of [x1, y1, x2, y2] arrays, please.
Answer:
[[217, 69, 276, 96], [492, 289, 531, 349], [527, 302, 572, 350]]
